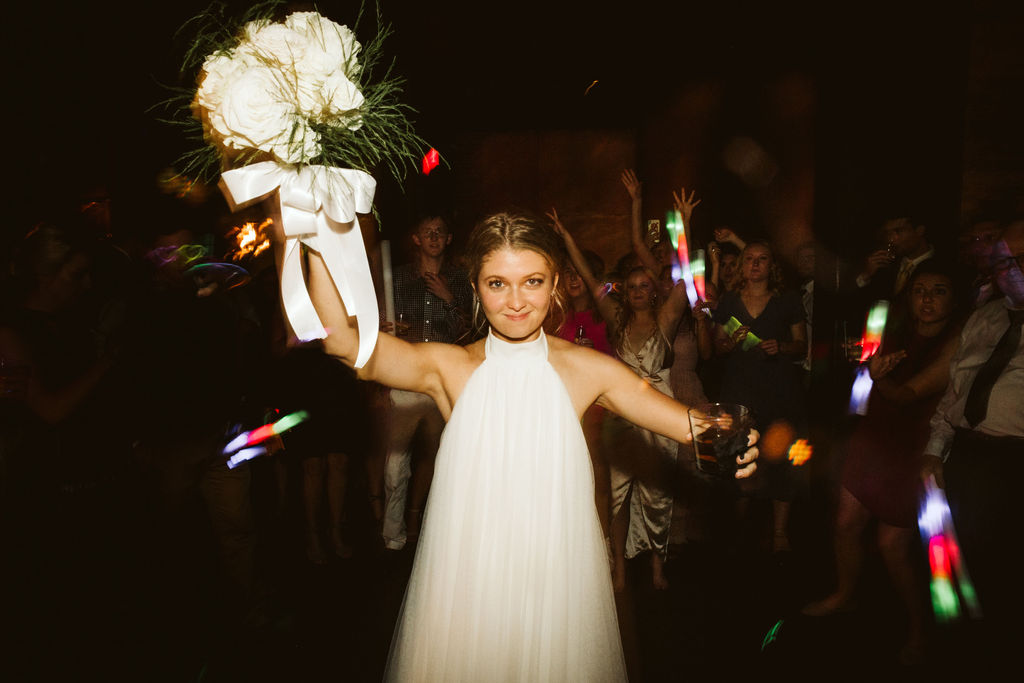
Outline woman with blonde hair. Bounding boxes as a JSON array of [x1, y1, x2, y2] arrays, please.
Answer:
[[550, 206, 692, 592], [712, 239, 807, 553]]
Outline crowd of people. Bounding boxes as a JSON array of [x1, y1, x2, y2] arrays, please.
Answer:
[[1, 171, 1021, 681]]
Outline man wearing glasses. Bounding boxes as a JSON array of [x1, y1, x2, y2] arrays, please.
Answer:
[[922, 219, 1024, 670]]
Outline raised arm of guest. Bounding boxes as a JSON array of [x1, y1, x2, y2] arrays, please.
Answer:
[[713, 226, 747, 251], [621, 169, 662, 286], [547, 208, 622, 334]]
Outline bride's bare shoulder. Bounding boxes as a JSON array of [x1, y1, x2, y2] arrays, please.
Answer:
[[547, 334, 619, 375]]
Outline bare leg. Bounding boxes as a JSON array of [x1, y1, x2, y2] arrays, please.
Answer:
[[772, 499, 792, 553], [366, 386, 390, 539], [611, 488, 631, 593], [803, 486, 870, 615], [326, 452, 352, 558], [407, 407, 443, 544], [302, 457, 328, 565], [650, 551, 669, 590], [878, 522, 926, 662]]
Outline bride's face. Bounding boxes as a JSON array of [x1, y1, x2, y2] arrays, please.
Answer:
[[476, 247, 558, 343]]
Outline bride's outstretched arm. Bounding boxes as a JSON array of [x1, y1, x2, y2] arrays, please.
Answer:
[[288, 238, 447, 397], [586, 352, 758, 477]]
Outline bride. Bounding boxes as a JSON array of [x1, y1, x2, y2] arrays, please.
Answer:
[[284, 210, 757, 682]]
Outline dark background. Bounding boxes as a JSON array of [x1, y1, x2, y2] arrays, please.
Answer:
[[6, 0, 1022, 266]]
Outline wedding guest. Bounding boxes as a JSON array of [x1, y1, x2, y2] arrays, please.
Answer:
[[920, 220, 1024, 670], [0, 214, 142, 679], [377, 213, 472, 549], [712, 240, 808, 553], [552, 250, 615, 541], [131, 216, 272, 635], [273, 342, 369, 563], [624, 175, 715, 543], [552, 208, 691, 591], [804, 264, 960, 665]]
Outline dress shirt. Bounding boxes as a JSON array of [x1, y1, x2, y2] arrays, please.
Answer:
[[925, 299, 1024, 460], [390, 262, 473, 344]]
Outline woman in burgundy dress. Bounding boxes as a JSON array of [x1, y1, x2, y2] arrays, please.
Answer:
[[804, 263, 960, 664]]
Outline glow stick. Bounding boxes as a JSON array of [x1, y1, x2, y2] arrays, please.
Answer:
[[381, 240, 395, 329], [722, 316, 762, 351], [227, 446, 267, 470], [848, 364, 873, 415], [666, 210, 699, 306], [222, 410, 311, 455], [918, 475, 982, 622], [691, 249, 706, 301], [859, 300, 889, 361]]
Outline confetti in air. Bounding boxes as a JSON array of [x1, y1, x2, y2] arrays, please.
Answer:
[[422, 148, 441, 175]]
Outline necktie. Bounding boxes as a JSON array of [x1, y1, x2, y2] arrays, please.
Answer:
[[963, 308, 1024, 427], [894, 258, 915, 294]]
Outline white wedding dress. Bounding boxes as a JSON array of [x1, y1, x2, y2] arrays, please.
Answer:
[[384, 330, 627, 682]]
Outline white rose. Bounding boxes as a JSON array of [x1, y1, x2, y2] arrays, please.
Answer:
[[319, 72, 364, 127], [285, 12, 361, 79], [206, 64, 295, 156], [196, 52, 251, 111], [241, 21, 307, 69]]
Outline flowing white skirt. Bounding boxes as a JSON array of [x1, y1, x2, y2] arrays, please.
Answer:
[[384, 333, 627, 682]]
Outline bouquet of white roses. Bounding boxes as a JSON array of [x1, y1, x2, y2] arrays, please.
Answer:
[[168, 0, 425, 183], [195, 11, 364, 165], [164, 1, 427, 367]]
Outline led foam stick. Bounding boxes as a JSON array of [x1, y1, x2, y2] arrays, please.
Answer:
[[848, 300, 891, 414], [859, 300, 889, 361], [918, 475, 982, 623], [722, 316, 763, 351], [691, 249, 707, 301], [227, 446, 267, 470], [222, 410, 311, 456], [666, 209, 699, 307], [848, 364, 873, 415]]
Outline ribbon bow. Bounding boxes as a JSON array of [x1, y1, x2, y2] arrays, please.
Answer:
[[219, 161, 379, 367]]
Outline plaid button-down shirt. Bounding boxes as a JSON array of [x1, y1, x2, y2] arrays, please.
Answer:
[[390, 262, 473, 344]]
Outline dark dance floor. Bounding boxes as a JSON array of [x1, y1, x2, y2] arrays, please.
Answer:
[[1, 457, 966, 682]]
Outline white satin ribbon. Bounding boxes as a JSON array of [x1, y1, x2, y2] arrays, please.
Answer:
[[219, 161, 379, 368]]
